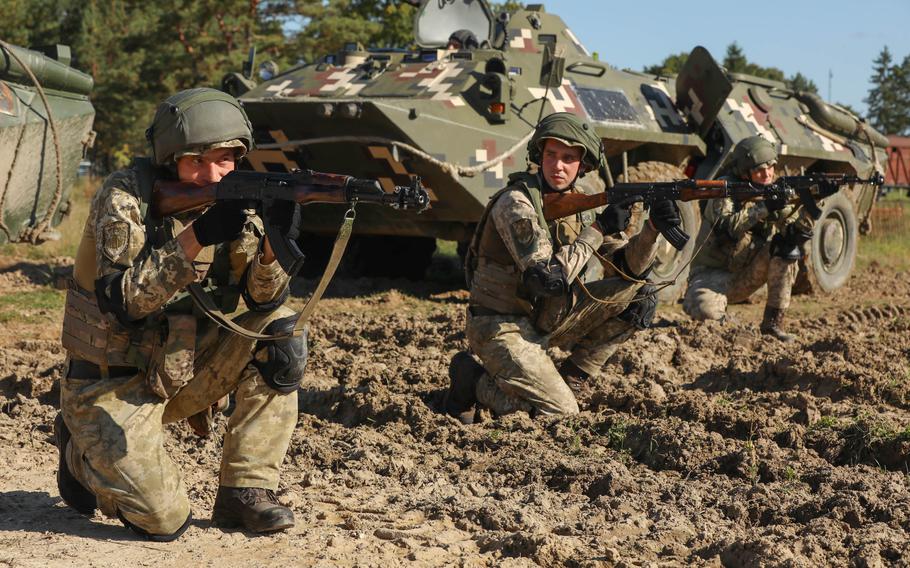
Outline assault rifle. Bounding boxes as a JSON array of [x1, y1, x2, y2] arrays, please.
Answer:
[[543, 172, 884, 251], [152, 169, 430, 276]]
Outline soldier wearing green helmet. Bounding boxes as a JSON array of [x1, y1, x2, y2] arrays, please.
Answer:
[[55, 88, 305, 539], [682, 135, 814, 341], [444, 112, 683, 422]]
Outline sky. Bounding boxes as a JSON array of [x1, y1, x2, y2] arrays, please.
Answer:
[[550, 0, 910, 115]]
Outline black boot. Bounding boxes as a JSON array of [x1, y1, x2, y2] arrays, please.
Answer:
[[559, 359, 591, 399], [760, 306, 796, 342], [54, 413, 97, 515], [445, 351, 483, 425], [212, 487, 295, 533]]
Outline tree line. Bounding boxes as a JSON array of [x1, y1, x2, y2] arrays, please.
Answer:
[[1, 1, 907, 172]]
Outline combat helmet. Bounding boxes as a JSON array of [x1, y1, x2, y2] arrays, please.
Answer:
[[731, 135, 777, 177], [527, 112, 604, 174], [146, 88, 254, 166]]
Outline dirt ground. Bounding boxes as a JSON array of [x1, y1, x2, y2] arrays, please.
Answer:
[[1, 253, 909, 567]]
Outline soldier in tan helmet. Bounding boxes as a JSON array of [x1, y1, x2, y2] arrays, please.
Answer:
[[682, 135, 814, 341], [444, 112, 683, 422], [56, 88, 306, 540]]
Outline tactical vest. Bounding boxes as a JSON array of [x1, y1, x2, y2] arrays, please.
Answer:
[[465, 172, 591, 316], [61, 158, 241, 374]]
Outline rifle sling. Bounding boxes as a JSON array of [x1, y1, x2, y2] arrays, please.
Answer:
[[187, 208, 356, 341]]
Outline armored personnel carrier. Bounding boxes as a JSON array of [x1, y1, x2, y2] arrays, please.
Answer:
[[0, 41, 95, 244], [230, 0, 887, 295]]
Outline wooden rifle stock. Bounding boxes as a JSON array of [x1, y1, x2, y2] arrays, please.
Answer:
[[541, 179, 730, 221]]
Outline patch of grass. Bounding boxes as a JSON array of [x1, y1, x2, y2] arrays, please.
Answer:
[[0, 288, 66, 323], [784, 465, 798, 482], [0, 177, 98, 260], [858, 195, 910, 271], [811, 415, 839, 430], [605, 419, 627, 452]]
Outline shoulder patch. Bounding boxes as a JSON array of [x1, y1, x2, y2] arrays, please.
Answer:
[[510, 218, 536, 247], [101, 222, 130, 262]]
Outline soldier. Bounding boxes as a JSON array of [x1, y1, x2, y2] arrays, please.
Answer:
[[682, 135, 813, 341], [55, 88, 307, 540], [445, 112, 681, 422]]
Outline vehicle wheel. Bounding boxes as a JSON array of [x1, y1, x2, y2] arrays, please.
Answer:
[[619, 161, 697, 304], [809, 192, 857, 292]]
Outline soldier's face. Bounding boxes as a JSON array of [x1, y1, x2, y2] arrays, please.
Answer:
[[750, 163, 775, 186], [176, 148, 237, 185], [541, 139, 584, 191]]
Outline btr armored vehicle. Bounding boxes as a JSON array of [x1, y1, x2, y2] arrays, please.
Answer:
[[0, 41, 95, 244], [229, 0, 887, 296]]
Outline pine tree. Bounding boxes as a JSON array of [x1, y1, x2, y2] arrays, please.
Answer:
[[865, 46, 910, 135]]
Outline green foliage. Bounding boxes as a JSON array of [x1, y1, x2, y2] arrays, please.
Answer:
[[290, 0, 416, 63], [865, 46, 910, 135], [0, 1, 291, 171], [643, 43, 818, 93], [642, 51, 689, 76]]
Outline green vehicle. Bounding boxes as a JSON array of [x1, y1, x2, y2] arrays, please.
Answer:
[[228, 1, 887, 295], [0, 41, 95, 244]]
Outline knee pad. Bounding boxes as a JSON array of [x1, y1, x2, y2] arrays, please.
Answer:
[[617, 284, 657, 330], [253, 315, 308, 393]]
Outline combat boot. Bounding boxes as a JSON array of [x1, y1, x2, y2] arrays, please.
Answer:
[[211, 486, 295, 533], [559, 359, 591, 400], [760, 306, 796, 343], [54, 413, 97, 515], [445, 351, 483, 425]]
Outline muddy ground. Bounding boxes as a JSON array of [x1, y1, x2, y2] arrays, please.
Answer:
[[1, 253, 909, 567]]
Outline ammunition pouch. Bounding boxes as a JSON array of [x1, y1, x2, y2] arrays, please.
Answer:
[[252, 316, 308, 393], [145, 314, 197, 399], [469, 258, 530, 316]]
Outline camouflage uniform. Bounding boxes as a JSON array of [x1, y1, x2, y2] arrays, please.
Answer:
[[682, 193, 808, 321], [465, 171, 659, 416], [59, 165, 297, 535]]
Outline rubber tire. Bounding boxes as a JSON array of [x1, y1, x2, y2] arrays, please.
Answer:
[[619, 161, 699, 304], [810, 192, 857, 292]]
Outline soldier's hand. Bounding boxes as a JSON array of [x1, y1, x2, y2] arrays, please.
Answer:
[[521, 260, 567, 299], [764, 194, 788, 213], [192, 201, 247, 246], [595, 196, 637, 235], [648, 199, 681, 234]]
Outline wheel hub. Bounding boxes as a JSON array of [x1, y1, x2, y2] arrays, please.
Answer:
[[820, 217, 845, 266]]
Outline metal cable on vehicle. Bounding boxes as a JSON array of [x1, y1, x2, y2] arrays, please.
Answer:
[[0, 39, 64, 244], [256, 131, 535, 180]]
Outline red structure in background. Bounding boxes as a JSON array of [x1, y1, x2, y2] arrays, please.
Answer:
[[885, 135, 910, 189]]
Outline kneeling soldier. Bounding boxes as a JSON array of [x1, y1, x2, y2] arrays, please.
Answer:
[[56, 88, 306, 539], [446, 112, 681, 422], [682, 135, 813, 341]]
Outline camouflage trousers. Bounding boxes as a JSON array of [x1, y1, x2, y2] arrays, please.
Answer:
[[682, 244, 799, 321], [59, 307, 299, 535], [466, 277, 642, 417]]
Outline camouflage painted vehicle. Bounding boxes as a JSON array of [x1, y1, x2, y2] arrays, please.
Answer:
[[0, 41, 95, 244], [229, 1, 887, 294]]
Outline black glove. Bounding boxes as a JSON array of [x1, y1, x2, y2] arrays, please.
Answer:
[[192, 201, 247, 246], [764, 194, 788, 213], [818, 179, 840, 198], [617, 284, 657, 330], [521, 260, 567, 300], [648, 199, 681, 234], [265, 200, 302, 241], [596, 196, 637, 235]]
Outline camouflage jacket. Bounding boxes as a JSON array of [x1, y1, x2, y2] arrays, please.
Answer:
[[88, 166, 289, 320], [468, 171, 659, 315], [693, 176, 811, 271]]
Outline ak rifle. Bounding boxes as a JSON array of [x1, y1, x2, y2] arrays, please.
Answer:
[[152, 169, 430, 276], [543, 172, 884, 251]]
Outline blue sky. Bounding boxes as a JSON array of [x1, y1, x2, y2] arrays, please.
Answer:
[[552, 0, 910, 116]]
